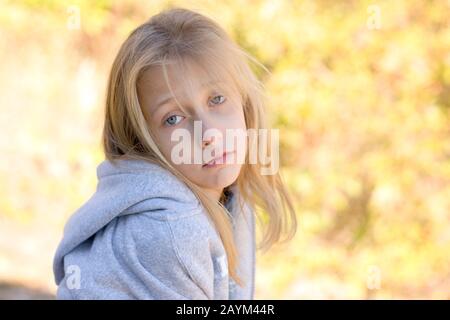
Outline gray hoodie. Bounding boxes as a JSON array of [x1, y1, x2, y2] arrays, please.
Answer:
[[52, 158, 255, 299]]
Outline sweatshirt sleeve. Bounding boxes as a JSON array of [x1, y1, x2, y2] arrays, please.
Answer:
[[57, 210, 217, 300]]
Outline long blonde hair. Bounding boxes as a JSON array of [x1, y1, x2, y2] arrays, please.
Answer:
[[102, 7, 297, 286]]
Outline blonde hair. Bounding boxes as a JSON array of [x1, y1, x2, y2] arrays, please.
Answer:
[[102, 7, 297, 286]]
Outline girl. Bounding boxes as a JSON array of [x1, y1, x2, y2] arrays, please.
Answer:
[[53, 7, 297, 300]]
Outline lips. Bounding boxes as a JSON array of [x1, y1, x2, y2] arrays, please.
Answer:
[[202, 151, 235, 167]]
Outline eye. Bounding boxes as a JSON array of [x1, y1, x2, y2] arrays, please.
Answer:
[[164, 115, 184, 126], [209, 95, 226, 106]]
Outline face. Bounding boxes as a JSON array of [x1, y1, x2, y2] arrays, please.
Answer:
[[137, 59, 247, 202]]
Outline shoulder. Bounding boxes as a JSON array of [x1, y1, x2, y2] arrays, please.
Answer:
[[59, 209, 220, 299], [108, 209, 220, 299], [95, 158, 203, 220]]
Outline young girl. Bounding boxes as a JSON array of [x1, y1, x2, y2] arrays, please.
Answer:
[[53, 7, 297, 300]]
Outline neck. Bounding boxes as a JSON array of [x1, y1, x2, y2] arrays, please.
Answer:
[[202, 187, 224, 203]]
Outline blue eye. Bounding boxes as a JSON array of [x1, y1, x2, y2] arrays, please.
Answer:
[[209, 95, 226, 106], [164, 115, 184, 126]]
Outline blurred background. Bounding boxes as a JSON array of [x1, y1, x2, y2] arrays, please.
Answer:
[[0, 0, 449, 299]]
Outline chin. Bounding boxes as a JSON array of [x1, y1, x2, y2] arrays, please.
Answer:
[[197, 164, 241, 190]]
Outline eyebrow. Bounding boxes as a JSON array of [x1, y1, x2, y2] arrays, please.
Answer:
[[155, 95, 175, 109]]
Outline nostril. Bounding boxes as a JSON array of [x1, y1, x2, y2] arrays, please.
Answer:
[[202, 136, 215, 148]]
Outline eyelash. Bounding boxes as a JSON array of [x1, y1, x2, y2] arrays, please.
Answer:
[[163, 94, 227, 127]]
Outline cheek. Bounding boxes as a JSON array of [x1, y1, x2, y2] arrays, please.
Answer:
[[151, 130, 175, 160], [156, 128, 199, 166], [217, 109, 247, 159], [233, 104, 247, 130], [221, 104, 246, 129]]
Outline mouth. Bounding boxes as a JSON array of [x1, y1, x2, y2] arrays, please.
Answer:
[[202, 151, 235, 168]]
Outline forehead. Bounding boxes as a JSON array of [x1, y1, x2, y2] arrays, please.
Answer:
[[138, 58, 223, 100]]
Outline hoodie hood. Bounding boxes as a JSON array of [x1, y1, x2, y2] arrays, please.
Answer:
[[53, 158, 240, 285]]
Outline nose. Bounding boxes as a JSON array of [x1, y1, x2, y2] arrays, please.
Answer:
[[202, 137, 214, 148], [193, 108, 222, 151], [200, 120, 223, 151], [202, 135, 214, 148]]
